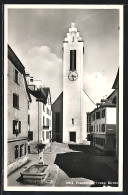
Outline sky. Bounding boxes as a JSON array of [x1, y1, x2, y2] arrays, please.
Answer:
[[7, 6, 120, 109]]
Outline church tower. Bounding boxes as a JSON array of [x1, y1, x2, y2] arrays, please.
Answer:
[[63, 22, 85, 144]]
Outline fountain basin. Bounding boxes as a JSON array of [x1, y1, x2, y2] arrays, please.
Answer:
[[20, 164, 49, 185]]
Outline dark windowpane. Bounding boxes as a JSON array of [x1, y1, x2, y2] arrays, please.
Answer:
[[28, 115, 30, 125], [13, 93, 19, 109], [102, 109, 105, 118], [102, 124, 105, 132], [112, 97, 116, 104], [72, 118, 74, 125], [20, 145, 24, 157], [13, 120, 17, 134], [25, 144, 27, 155], [15, 69, 19, 83], [96, 111, 100, 119], [15, 145, 19, 159], [28, 131, 33, 141]]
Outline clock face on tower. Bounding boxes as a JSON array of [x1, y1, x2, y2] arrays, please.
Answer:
[[68, 71, 78, 81]]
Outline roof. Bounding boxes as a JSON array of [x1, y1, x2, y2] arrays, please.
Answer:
[[8, 45, 31, 102], [106, 90, 116, 100], [8, 45, 25, 74], [29, 88, 47, 104], [52, 92, 63, 106], [43, 88, 50, 98], [112, 69, 119, 89], [89, 104, 116, 115], [29, 87, 52, 105]]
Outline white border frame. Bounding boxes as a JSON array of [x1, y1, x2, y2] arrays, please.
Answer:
[[4, 4, 123, 192]]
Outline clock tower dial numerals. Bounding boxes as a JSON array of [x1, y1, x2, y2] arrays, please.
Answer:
[[68, 71, 78, 81]]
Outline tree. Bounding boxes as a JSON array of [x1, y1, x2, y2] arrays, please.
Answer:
[[87, 134, 93, 141], [35, 143, 46, 164]]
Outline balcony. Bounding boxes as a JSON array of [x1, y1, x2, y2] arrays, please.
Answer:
[[43, 126, 49, 130]]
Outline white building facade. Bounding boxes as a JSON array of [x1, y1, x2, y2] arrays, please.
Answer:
[[63, 23, 89, 144]]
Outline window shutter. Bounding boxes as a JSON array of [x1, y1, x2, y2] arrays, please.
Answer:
[[13, 94, 15, 107], [19, 121, 21, 133], [13, 120, 15, 134], [17, 95, 19, 108]]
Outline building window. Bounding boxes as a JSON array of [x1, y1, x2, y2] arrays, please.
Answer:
[[28, 115, 30, 125], [102, 124, 105, 132], [112, 97, 116, 104], [30, 77, 33, 82], [28, 131, 33, 141], [96, 111, 100, 119], [46, 131, 49, 139], [70, 50, 76, 71], [13, 93, 19, 109], [13, 120, 21, 135], [97, 125, 98, 132], [94, 125, 95, 132], [93, 114, 95, 121], [72, 118, 74, 125], [42, 131, 45, 141], [99, 124, 100, 132], [91, 126, 93, 132], [25, 144, 27, 155], [14, 69, 19, 84], [43, 116, 45, 126], [95, 138, 105, 146], [20, 144, 24, 157], [15, 145, 19, 159], [102, 109, 105, 118], [47, 108, 49, 115]]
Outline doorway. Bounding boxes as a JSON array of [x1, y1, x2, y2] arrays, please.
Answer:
[[70, 132, 76, 142]]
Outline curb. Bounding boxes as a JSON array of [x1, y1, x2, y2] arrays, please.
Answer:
[[44, 146, 58, 154], [44, 165, 59, 186], [86, 147, 105, 156]]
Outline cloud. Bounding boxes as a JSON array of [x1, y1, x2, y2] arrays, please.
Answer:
[[84, 72, 114, 103], [23, 46, 63, 102]]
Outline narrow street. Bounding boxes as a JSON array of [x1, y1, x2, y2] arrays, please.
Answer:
[[7, 142, 118, 187]]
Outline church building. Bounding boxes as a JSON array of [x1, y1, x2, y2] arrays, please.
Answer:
[[52, 22, 93, 144]]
